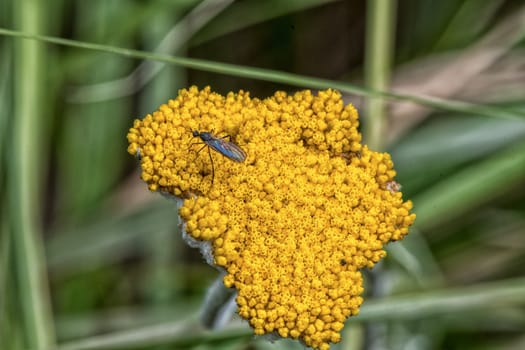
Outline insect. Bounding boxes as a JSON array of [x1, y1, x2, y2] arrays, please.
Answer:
[[385, 180, 401, 194], [191, 130, 247, 185], [135, 147, 142, 160]]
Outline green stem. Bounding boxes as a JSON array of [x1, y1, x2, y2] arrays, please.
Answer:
[[0, 28, 523, 120], [364, 0, 397, 150], [12, 1, 56, 349]]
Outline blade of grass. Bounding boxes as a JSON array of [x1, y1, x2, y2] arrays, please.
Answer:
[[46, 200, 178, 275], [0, 28, 523, 120], [10, 1, 55, 349], [55, 317, 251, 350], [57, 0, 134, 224], [190, 0, 341, 46], [386, 230, 445, 288], [433, 0, 504, 50], [0, 28, 17, 350], [388, 3, 525, 142], [391, 116, 525, 177], [390, 115, 525, 197], [363, 0, 396, 150], [0, 40, 10, 186], [54, 297, 203, 340], [67, 0, 233, 103], [0, 216, 16, 349], [355, 277, 525, 322], [137, 2, 188, 113], [412, 138, 525, 232], [140, 5, 187, 306], [52, 277, 525, 350]]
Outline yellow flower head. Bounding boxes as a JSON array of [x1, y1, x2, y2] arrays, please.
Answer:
[[127, 86, 416, 350]]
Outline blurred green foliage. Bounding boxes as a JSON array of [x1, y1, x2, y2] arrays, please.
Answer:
[[1, 1, 525, 350]]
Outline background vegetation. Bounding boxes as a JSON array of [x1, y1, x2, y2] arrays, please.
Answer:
[[1, 0, 525, 349]]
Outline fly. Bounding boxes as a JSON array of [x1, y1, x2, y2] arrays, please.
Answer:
[[191, 130, 247, 185]]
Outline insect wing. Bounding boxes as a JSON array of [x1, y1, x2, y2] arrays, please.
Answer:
[[207, 138, 247, 163]]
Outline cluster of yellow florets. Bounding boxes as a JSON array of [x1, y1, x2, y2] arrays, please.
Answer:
[[127, 86, 416, 350]]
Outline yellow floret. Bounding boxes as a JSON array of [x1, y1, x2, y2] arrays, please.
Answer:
[[127, 86, 416, 350]]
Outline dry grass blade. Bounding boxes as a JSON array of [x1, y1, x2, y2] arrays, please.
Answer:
[[388, 5, 525, 142]]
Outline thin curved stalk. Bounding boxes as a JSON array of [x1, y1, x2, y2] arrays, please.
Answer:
[[0, 28, 523, 120]]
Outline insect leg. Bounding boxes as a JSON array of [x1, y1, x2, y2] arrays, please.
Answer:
[[188, 138, 204, 151], [194, 143, 207, 156], [217, 132, 232, 141], [208, 146, 215, 186]]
